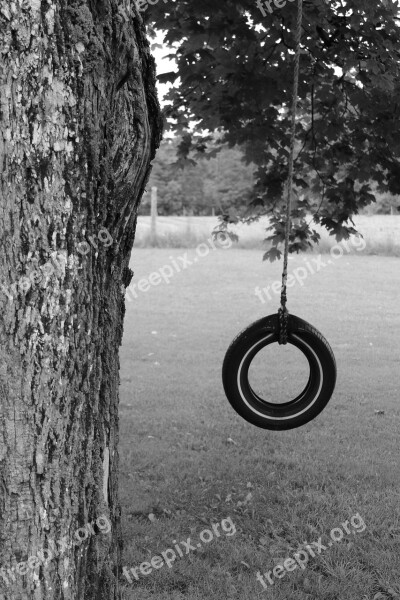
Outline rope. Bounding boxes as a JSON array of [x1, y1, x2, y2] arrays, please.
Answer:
[[278, 0, 303, 345]]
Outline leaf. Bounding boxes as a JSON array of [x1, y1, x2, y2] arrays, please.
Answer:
[[226, 437, 238, 445], [157, 71, 179, 84], [244, 492, 253, 504], [263, 247, 282, 262]]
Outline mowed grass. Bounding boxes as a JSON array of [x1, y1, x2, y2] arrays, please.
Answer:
[[118, 247, 400, 600]]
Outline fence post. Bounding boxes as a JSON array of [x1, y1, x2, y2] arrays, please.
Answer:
[[150, 186, 158, 246]]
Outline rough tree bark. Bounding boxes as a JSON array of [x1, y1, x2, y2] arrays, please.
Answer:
[[0, 1, 162, 598]]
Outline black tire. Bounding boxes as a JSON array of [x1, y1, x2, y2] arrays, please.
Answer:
[[222, 313, 336, 430]]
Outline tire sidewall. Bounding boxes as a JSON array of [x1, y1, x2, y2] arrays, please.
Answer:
[[222, 314, 336, 430]]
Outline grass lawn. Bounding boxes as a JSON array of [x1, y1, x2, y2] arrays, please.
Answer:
[[118, 246, 400, 600]]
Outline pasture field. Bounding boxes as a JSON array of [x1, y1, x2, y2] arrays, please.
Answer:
[[134, 215, 400, 256], [119, 246, 400, 600]]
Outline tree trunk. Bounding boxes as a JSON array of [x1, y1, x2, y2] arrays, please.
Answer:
[[0, 1, 162, 599]]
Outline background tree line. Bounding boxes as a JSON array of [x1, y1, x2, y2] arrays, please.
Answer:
[[140, 137, 400, 216]]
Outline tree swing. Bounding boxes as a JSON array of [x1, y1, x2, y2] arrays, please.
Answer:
[[222, 0, 337, 430]]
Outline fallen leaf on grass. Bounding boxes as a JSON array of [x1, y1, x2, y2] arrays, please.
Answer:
[[226, 437, 238, 445], [237, 492, 252, 507]]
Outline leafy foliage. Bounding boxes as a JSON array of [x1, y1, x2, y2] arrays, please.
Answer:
[[144, 0, 400, 258]]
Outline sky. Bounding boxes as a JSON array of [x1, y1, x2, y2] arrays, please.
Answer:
[[152, 33, 176, 107]]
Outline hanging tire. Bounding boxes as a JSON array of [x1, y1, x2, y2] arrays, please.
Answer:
[[222, 313, 336, 430]]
